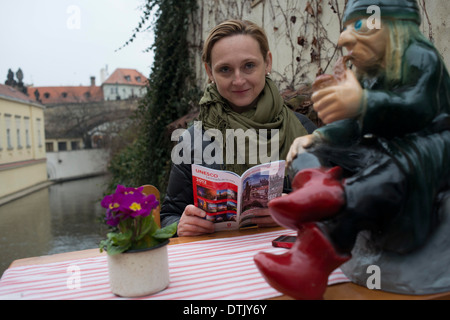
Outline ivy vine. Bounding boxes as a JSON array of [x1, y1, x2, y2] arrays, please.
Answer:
[[107, 0, 201, 195]]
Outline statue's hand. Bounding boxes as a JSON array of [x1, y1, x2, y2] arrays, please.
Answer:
[[286, 134, 318, 165], [311, 69, 363, 124]]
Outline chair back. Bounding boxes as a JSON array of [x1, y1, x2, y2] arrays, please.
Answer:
[[141, 185, 161, 228]]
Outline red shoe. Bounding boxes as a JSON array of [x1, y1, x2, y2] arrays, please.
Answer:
[[268, 167, 345, 230], [254, 223, 350, 300]]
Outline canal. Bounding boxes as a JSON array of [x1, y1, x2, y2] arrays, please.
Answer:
[[0, 175, 110, 277]]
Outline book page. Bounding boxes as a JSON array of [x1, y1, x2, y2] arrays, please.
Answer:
[[192, 161, 285, 231], [192, 165, 241, 231], [239, 161, 285, 227]]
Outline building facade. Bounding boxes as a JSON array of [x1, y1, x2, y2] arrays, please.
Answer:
[[0, 84, 48, 201], [102, 68, 148, 101], [24, 69, 144, 182]]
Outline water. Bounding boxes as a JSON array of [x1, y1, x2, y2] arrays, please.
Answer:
[[0, 175, 110, 277]]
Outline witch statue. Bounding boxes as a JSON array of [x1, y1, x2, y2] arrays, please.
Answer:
[[254, 0, 450, 299]]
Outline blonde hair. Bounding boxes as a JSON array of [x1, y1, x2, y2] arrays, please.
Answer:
[[202, 19, 270, 66], [380, 19, 432, 87]]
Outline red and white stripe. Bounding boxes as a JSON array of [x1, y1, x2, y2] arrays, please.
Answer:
[[0, 230, 349, 300]]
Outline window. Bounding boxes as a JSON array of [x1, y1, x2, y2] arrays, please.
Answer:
[[58, 141, 67, 151], [15, 116, 22, 149], [46, 142, 54, 152], [5, 114, 12, 149], [124, 75, 131, 82], [36, 118, 42, 147], [62, 92, 68, 98], [6, 128, 12, 149], [25, 129, 30, 147], [44, 92, 50, 99], [135, 76, 141, 82], [16, 128, 21, 148], [24, 117, 30, 148], [71, 141, 80, 150]]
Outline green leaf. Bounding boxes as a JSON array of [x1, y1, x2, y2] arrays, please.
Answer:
[[132, 235, 159, 251], [136, 215, 158, 241], [108, 229, 132, 246], [107, 244, 131, 256], [99, 239, 109, 253], [99, 237, 132, 255], [153, 221, 178, 240]]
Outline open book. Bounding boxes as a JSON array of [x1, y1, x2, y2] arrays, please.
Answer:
[[192, 161, 285, 231]]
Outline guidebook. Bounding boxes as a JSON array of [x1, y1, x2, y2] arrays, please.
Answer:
[[192, 161, 285, 231]]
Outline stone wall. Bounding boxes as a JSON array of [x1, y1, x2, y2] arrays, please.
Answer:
[[46, 149, 109, 182]]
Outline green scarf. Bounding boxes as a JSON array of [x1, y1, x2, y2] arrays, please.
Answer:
[[198, 77, 308, 175]]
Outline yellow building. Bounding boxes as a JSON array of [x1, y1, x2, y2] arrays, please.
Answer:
[[0, 84, 49, 203]]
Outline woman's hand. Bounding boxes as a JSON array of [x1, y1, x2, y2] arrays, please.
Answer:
[[286, 134, 317, 165], [177, 205, 215, 237], [312, 69, 363, 124]]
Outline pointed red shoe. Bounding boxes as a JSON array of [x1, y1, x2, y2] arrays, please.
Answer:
[[268, 167, 345, 230], [254, 223, 350, 300]]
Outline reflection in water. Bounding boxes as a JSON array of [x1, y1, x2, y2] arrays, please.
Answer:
[[0, 175, 110, 277]]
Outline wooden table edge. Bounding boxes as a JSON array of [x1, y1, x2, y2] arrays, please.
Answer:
[[6, 226, 450, 300]]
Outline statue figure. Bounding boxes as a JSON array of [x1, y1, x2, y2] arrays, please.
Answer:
[[16, 68, 23, 83], [15, 68, 27, 95], [34, 89, 41, 103], [254, 0, 450, 299], [5, 69, 16, 87]]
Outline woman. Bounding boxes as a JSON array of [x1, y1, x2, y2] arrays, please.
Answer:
[[160, 20, 315, 236]]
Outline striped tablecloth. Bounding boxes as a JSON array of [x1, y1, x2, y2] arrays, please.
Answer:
[[0, 230, 350, 300]]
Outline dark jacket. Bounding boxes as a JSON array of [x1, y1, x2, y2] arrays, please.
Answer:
[[314, 41, 450, 253], [160, 112, 316, 228]]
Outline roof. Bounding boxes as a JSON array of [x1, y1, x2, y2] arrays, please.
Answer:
[[26, 85, 104, 105], [167, 109, 199, 131], [0, 83, 43, 107], [103, 68, 147, 86]]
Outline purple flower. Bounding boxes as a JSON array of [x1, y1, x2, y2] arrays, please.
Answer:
[[105, 208, 121, 227], [101, 193, 124, 211], [115, 185, 144, 196], [100, 185, 159, 225], [121, 192, 149, 217], [141, 194, 159, 217]]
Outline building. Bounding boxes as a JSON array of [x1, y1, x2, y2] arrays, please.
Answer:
[[27, 68, 148, 106], [29, 76, 104, 106], [26, 68, 147, 152], [0, 84, 49, 202], [24, 68, 145, 182], [102, 68, 148, 101], [27, 76, 104, 153]]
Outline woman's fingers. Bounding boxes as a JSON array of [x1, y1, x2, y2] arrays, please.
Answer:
[[177, 205, 215, 237]]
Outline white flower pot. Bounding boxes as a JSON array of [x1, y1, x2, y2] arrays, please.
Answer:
[[107, 240, 170, 297]]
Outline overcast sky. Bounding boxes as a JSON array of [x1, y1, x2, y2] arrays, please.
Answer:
[[0, 0, 155, 87]]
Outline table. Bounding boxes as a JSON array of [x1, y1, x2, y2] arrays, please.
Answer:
[[2, 227, 450, 300]]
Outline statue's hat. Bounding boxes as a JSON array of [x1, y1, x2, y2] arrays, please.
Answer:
[[343, 0, 421, 25]]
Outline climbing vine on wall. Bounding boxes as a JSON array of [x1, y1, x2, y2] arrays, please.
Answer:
[[107, 0, 201, 194]]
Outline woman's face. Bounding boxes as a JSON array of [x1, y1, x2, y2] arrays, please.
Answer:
[[205, 34, 272, 113], [338, 18, 389, 71]]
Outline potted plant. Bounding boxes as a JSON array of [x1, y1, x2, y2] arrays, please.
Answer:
[[99, 185, 177, 297]]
